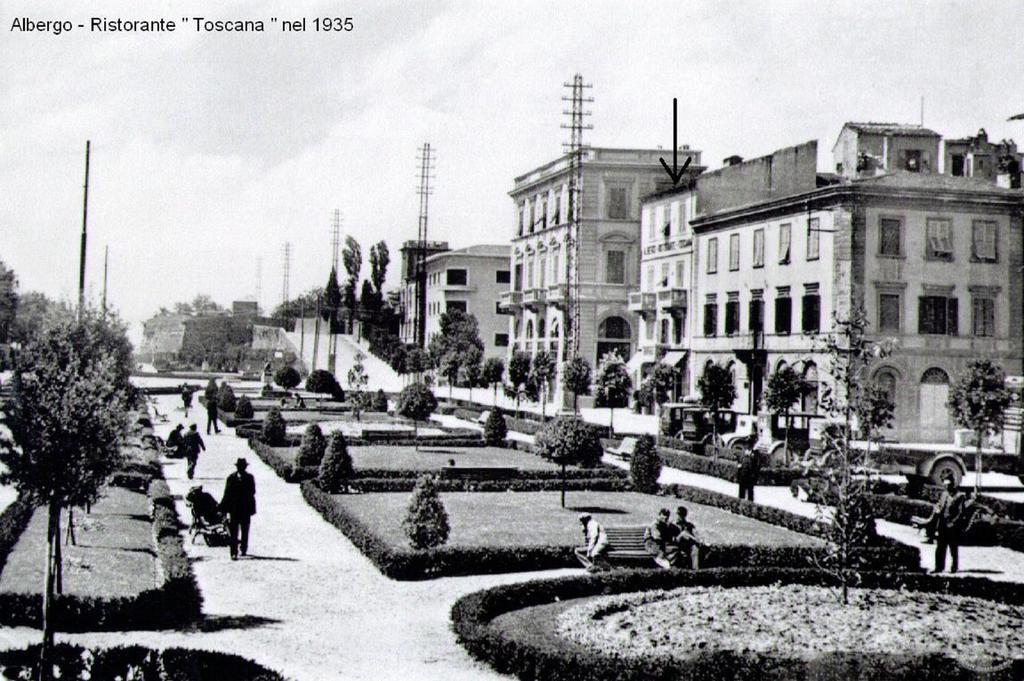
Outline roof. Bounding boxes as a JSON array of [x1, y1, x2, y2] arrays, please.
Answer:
[[852, 170, 1021, 194], [842, 122, 941, 138], [425, 244, 509, 263]]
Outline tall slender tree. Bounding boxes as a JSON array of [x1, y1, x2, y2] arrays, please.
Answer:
[[342, 236, 362, 332], [0, 259, 18, 344], [323, 268, 343, 333], [529, 351, 556, 421]]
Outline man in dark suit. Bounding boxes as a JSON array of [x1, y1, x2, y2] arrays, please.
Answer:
[[929, 474, 967, 573], [182, 424, 205, 480], [220, 457, 257, 560]]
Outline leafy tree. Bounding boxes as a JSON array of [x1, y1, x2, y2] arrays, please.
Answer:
[[534, 416, 603, 507], [359, 280, 376, 320], [305, 369, 340, 396], [402, 475, 450, 550], [507, 351, 532, 417], [296, 423, 328, 468], [9, 292, 69, 346], [483, 410, 508, 446], [698, 363, 736, 453], [457, 348, 483, 400], [762, 366, 808, 464], [641, 364, 677, 418], [629, 434, 662, 493], [594, 352, 632, 434], [318, 431, 354, 493], [372, 389, 388, 412], [369, 241, 390, 296], [481, 357, 505, 402], [274, 365, 301, 390], [0, 309, 131, 674], [261, 407, 287, 446], [190, 294, 223, 316], [217, 382, 237, 412], [270, 287, 324, 329], [397, 382, 438, 449], [948, 359, 1012, 494], [235, 395, 254, 419], [561, 356, 592, 413], [530, 351, 556, 421], [428, 309, 485, 397], [347, 352, 369, 421], [342, 236, 362, 333], [405, 345, 430, 379], [0, 259, 17, 343], [323, 268, 343, 333]]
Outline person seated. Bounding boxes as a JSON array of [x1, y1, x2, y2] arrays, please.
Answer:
[[186, 485, 223, 527], [671, 506, 703, 570], [573, 513, 610, 573], [643, 508, 679, 569]]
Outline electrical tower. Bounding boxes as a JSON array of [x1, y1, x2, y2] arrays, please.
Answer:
[[281, 242, 292, 305], [331, 209, 342, 273], [413, 143, 435, 348], [560, 73, 592, 361]]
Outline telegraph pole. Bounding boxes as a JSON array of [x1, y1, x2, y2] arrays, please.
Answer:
[[281, 242, 292, 305], [414, 143, 435, 348], [77, 140, 91, 316], [101, 245, 109, 315], [560, 74, 592, 362]]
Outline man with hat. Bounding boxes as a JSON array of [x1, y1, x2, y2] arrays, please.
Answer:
[[220, 457, 257, 560], [182, 424, 205, 480]]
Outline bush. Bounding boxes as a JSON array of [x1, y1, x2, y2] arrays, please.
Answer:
[[372, 389, 389, 412], [274, 365, 301, 390], [397, 382, 438, 424], [629, 434, 662, 493], [318, 431, 354, 493], [217, 382, 237, 412], [305, 368, 340, 396], [402, 475, 450, 550], [534, 416, 603, 468], [261, 407, 287, 446], [483, 410, 508, 446], [234, 395, 254, 419], [296, 423, 327, 468]]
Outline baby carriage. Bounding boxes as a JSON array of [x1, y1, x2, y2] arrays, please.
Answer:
[[185, 486, 230, 546]]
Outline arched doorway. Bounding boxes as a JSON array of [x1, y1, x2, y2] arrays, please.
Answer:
[[597, 315, 632, 362], [919, 368, 951, 442]]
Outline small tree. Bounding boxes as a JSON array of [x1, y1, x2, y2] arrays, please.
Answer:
[[274, 366, 301, 390], [457, 347, 483, 400], [530, 351, 556, 421], [948, 359, 1012, 494], [483, 409, 508, 446], [296, 423, 327, 468], [641, 364, 677, 419], [594, 352, 632, 434], [235, 395, 254, 419], [762, 366, 808, 464], [534, 416, 603, 508], [561, 356, 592, 414], [698, 363, 737, 455], [305, 369, 340, 397], [402, 475, 450, 550], [217, 382, 237, 412], [318, 431, 354, 493], [371, 389, 388, 412], [397, 382, 438, 449], [261, 407, 287, 446], [347, 352, 369, 421], [629, 434, 662, 493], [481, 357, 505, 403], [507, 351, 532, 417]]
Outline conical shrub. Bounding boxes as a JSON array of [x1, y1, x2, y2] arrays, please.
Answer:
[[218, 383, 237, 412], [402, 475, 450, 550], [261, 407, 287, 446], [235, 395, 254, 419], [296, 423, 327, 468], [483, 410, 508, 446], [629, 434, 662, 493], [318, 431, 354, 493]]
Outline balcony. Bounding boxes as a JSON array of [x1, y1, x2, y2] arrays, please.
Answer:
[[500, 290, 523, 311], [732, 330, 766, 365], [546, 283, 568, 308], [656, 288, 687, 312], [523, 287, 547, 310], [628, 292, 657, 318]]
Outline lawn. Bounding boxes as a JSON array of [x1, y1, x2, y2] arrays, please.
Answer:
[[273, 445, 578, 473], [0, 486, 158, 598], [328, 491, 822, 549]]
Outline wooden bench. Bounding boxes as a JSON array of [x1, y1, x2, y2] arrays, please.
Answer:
[[606, 437, 638, 460], [476, 410, 491, 425], [602, 526, 652, 562], [439, 466, 518, 481]]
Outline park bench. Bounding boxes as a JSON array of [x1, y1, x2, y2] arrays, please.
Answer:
[[606, 437, 638, 460], [439, 466, 518, 481], [475, 410, 491, 425]]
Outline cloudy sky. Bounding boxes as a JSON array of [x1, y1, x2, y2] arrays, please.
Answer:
[[2, 0, 1022, 341]]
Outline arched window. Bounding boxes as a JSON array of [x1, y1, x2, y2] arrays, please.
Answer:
[[660, 318, 670, 345], [597, 315, 632, 362], [919, 368, 951, 442], [538, 319, 546, 339], [525, 320, 534, 340], [801, 362, 818, 415], [921, 368, 949, 384]]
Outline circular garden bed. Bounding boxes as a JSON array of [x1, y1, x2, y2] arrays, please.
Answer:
[[452, 568, 1024, 680]]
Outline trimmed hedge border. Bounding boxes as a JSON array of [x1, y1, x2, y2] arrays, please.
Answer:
[[0, 471, 202, 631], [451, 567, 1024, 681], [0, 493, 35, 577], [659, 446, 805, 486]]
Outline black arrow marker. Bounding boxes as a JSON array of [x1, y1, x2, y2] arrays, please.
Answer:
[[659, 98, 692, 185]]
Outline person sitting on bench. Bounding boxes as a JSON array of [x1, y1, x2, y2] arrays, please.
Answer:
[[574, 513, 610, 573], [671, 506, 703, 570], [644, 508, 679, 569]]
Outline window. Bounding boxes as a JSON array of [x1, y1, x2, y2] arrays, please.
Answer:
[[529, 203, 535, 234], [972, 297, 995, 337], [972, 221, 998, 262], [879, 218, 902, 257], [605, 250, 626, 284], [749, 295, 764, 332], [526, 261, 534, 289], [660, 263, 669, 288], [537, 319, 546, 338], [879, 293, 901, 332], [495, 333, 509, 347], [703, 301, 718, 337], [446, 269, 467, 286], [645, 265, 654, 290], [951, 154, 965, 176], [597, 316, 632, 361], [774, 291, 792, 335], [675, 261, 685, 287], [725, 294, 740, 336], [496, 270, 510, 284], [801, 287, 821, 333], [660, 318, 670, 344], [513, 263, 523, 291], [707, 237, 718, 274], [729, 234, 740, 271], [518, 205, 525, 236], [779, 223, 791, 264], [900, 149, 924, 172], [552, 249, 560, 284], [540, 199, 548, 230], [673, 316, 683, 345], [446, 300, 467, 313], [925, 219, 953, 261], [752, 228, 764, 268], [918, 296, 958, 335], [539, 256, 546, 287], [807, 218, 820, 260], [607, 186, 628, 219], [552, 191, 561, 225]]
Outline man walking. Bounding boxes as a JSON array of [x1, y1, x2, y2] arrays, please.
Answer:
[[220, 457, 257, 560], [181, 384, 193, 416], [182, 424, 205, 480], [206, 383, 222, 435], [929, 475, 967, 573], [737, 449, 759, 502]]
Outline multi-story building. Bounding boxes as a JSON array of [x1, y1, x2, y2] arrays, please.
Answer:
[[502, 146, 699, 403], [688, 140, 1023, 444], [398, 239, 450, 346], [944, 128, 1021, 187]]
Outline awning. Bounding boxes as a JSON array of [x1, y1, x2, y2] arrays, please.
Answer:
[[660, 350, 688, 367]]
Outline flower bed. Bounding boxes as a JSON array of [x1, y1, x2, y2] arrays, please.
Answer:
[[452, 567, 1024, 681]]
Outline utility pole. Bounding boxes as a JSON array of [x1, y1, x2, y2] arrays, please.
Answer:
[[414, 143, 435, 348], [331, 209, 342, 274], [281, 242, 291, 306], [101, 245, 109, 316], [78, 140, 91, 316]]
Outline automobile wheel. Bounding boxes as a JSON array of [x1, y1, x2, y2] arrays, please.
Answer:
[[929, 459, 963, 487]]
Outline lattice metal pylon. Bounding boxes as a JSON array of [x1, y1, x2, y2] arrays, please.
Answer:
[[331, 209, 342, 273], [414, 143, 435, 347], [560, 74, 593, 361], [281, 242, 292, 305]]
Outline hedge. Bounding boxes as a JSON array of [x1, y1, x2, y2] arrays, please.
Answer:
[[0, 493, 35, 577], [0, 473, 202, 630], [451, 567, 1024, 681], [659, 446, 805, 486]]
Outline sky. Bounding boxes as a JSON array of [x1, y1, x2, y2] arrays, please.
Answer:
[[2, 0, 1023, 344]]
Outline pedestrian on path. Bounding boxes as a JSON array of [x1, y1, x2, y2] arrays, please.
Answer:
[[220, 457, 257, 560], [737, 449, 759, 502], [929, 475, 966, 573], [206, 380, 222, 434], [183, 423, 206, 480], [166, 423, 185, 458], [181, 384, 193, 416]]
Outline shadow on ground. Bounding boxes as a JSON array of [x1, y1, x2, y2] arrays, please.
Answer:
[[188, 614, 282, 633]]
